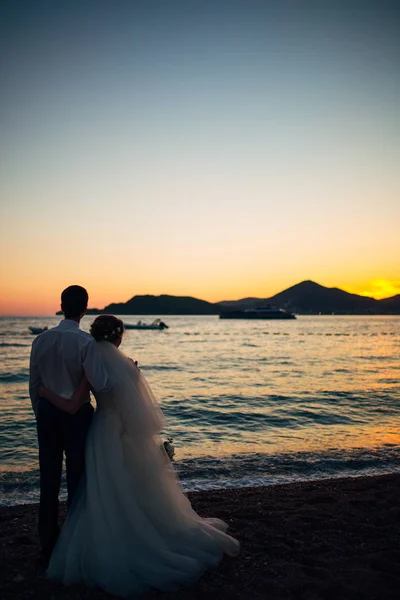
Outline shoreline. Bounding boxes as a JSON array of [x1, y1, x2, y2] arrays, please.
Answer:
[[1, 473, 400, 599], [2, 467, 400, 508]]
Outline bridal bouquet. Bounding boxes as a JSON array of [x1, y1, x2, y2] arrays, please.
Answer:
[[163, 438, 175, 461]]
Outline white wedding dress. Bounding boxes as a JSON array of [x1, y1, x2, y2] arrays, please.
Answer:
[[47, 341, 239, 597]]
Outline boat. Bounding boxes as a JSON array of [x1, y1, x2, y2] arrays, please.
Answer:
[[29, 326, 49, 334], [124, 319, 169, 330], [219, 305, 296, 320]]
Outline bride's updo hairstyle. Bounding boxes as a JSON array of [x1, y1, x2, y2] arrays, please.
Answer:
[[90, 315, 124, 345]]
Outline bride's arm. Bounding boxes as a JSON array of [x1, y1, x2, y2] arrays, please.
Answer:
[[39, 378, 91, 414]]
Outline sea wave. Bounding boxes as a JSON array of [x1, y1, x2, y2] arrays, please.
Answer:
[[160, 391, 399, 430], [140, 364, 183, 372], [0, 371, 29, 383], [1, 315, 399, 506], [1, 445, 399, 506]]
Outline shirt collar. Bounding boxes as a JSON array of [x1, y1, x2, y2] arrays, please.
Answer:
[[58, 319, 80, 330]]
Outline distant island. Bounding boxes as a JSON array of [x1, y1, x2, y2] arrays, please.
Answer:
[[218, 280, 400, 315], [56, 281, 400, 316]]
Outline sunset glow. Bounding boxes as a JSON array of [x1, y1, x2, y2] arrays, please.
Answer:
[[0, 1, 399, 316], [343, 280, 400, 301]]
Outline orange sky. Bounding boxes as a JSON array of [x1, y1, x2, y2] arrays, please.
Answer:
[[1, 1, 399, 316], [1, 272, 399, 316]]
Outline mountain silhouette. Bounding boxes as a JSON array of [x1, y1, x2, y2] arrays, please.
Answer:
[[378, 294, 400, 311], [103, 294, 218, 315], [267, 280, 378, 313], [217, 281, 400, 314], [56, 281, 400, 315]]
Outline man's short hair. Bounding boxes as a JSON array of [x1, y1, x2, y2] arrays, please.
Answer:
[[61, 285, 89, 319]]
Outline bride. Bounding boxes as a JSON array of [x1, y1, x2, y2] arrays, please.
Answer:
[[40, 315, 239, 597]]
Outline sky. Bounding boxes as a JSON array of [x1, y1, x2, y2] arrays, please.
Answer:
[[0, 0, 399, 315]]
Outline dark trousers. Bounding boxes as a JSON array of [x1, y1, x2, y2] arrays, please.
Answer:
[[36, 398, 94, 555]]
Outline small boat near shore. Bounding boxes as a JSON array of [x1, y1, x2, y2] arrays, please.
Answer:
[[28, 326, 48, 335], [124, 319, 169, 330], [219, 306, 296, 320]]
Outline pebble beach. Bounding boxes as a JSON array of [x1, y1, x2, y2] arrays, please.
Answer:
[[1, 473, 399, 600]]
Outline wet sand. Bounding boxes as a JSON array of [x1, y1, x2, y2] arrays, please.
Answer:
[[1, 473, 399, 599]]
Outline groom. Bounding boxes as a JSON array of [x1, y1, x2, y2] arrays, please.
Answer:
[[29, 285, 111, 565]]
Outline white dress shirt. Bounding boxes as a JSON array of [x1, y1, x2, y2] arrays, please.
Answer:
[[29, 319, 111, 416]]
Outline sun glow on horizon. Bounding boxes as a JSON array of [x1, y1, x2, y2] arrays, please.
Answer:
[[342, 280, 400, 301]]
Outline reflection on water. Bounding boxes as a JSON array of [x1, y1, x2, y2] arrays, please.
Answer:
[[0, 315, 399, 503]]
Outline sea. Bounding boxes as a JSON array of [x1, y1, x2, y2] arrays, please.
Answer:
[[1, 315, 399, 506]]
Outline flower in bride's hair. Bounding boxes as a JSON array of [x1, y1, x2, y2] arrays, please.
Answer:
[[104, 334, 108, 339]]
